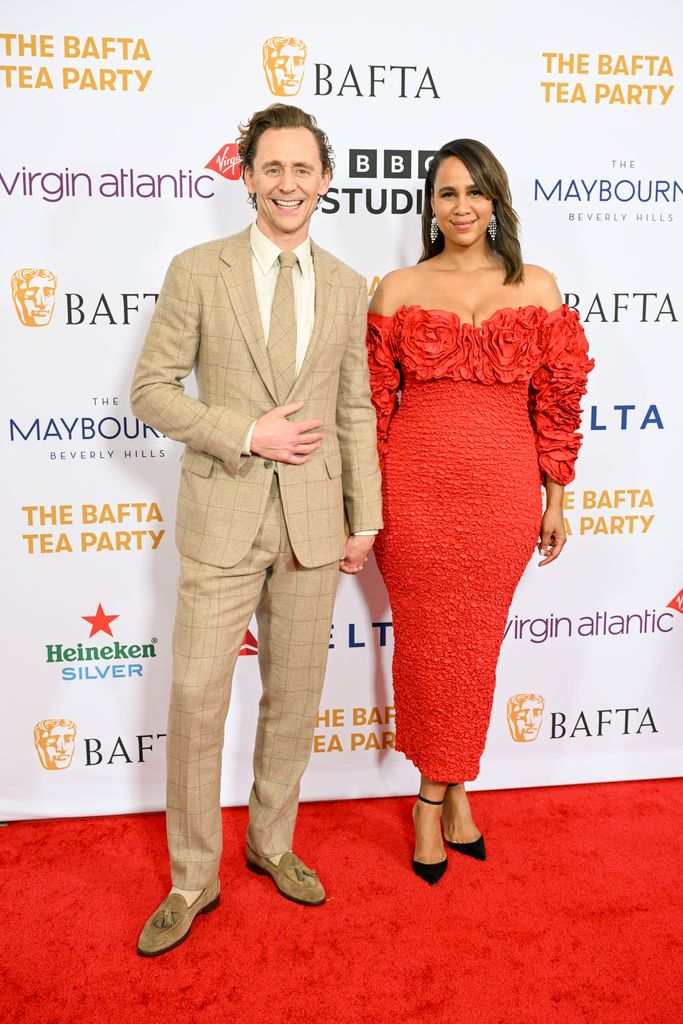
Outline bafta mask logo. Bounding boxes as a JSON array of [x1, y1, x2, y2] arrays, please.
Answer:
[[34, 719, 77, 770], [262, 36, 307, 96], [506, 693, 546, 742], [11, 267, 58, 327]]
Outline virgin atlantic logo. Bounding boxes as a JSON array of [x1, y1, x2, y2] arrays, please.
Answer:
[[205, 143, 242, 182]]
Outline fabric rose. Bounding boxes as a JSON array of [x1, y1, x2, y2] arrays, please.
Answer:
[[367, 313, 402, 469], [398, 306, 470, 381], [477, 305, 543, 385], [529, 306, 594, 483]]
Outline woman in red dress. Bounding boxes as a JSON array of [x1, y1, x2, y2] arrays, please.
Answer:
[[367, 140, 593, 884]]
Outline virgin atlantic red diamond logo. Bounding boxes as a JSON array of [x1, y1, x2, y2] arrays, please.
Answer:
[[81, 603, 119, 638], [666, 588, 683, 615], [206, 143, 242, 181], [239, 628, 258, 656]]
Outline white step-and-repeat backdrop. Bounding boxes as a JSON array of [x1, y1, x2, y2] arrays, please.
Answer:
[[3, 0, 682, 818]]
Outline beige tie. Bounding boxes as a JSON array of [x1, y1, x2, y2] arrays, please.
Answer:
[[267, 251, 298, 403]]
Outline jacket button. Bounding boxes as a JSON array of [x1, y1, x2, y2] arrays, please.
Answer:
[[264, 460, 273, 469]]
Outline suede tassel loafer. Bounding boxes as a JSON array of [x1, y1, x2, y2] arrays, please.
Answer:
[[137, 878, 220, 957], [246, 847, 326, 905]]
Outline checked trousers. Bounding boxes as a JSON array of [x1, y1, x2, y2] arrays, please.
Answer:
[[165, 475, 339, 889]]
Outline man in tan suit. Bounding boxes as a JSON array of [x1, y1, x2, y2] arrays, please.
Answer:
[[132, 104, 382, 957]]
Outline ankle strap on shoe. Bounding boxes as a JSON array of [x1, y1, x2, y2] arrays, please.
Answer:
[[417, 793, 444, 805]]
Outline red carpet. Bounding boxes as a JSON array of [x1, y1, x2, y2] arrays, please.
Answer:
[[3, 779, 682, 1024]]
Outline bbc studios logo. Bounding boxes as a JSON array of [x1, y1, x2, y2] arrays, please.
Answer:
[[322, 148, 436, 217]]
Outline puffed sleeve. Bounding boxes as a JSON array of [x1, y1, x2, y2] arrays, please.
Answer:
[[366, 312, 402, 470], [528, 305, 594, 485]]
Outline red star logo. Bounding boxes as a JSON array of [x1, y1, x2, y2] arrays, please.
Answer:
[[82, 603, 119, 638]]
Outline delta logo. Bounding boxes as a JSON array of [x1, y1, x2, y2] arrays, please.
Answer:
[[239, 628, 258, 656], [261, 35, 440, 100], [45, 603, 158, 682]]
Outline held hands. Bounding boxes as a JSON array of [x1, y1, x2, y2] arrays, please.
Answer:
[[251, 401, 323, 464], [537, 505, 567, 566], [339, 535, 375, 575]]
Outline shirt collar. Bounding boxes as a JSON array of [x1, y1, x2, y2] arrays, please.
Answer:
[[250, 222, 312, 276]]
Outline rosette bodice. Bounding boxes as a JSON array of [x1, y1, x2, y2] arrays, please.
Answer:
[[366, 304, 593, 485]]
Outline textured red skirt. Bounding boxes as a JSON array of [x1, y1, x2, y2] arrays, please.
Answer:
[[374, 376, 542, 781]]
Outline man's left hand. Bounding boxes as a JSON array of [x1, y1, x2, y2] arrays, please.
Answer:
[[339, 535, 375, 575]]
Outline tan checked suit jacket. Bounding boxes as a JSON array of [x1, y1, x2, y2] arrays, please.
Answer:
[[131, 227, 383, 565]]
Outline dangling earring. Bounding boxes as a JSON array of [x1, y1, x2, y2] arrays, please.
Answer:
[[487, 212, 497, 243], [430, 215, 439, 243]]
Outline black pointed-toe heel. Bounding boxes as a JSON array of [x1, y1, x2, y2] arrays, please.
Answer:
[[443, 783, 486, 861], [412, 793, 448, 885], [444, 834, 487, 861]]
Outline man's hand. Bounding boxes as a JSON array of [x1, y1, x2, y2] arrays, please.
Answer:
[[339, 535, 375, 575], [251, 401, 323, 464]]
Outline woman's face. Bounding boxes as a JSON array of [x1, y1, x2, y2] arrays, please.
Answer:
[[431, 156, 494, 250]]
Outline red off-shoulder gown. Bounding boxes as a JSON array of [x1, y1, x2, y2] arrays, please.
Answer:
[[366, 304, 593, 781]]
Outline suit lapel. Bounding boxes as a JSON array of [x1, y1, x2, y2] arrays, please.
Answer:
[[294, 241, 337, 390], [218, 228, 278, 403]]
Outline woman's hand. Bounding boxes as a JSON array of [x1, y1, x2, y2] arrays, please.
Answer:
[[538, 504, 566, 566], [339, 535, 375, 575]]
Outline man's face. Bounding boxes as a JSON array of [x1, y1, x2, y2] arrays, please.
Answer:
[[15, 274, 57, 326], [35, 721, 77, 770], [263, 41, 306, 96], [245, 127, 330, 248], [509, 699, 545, 742]]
